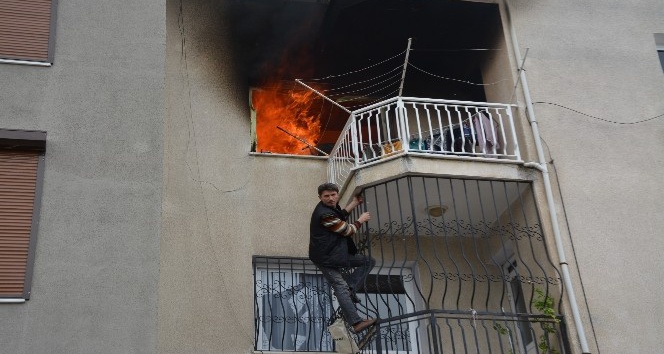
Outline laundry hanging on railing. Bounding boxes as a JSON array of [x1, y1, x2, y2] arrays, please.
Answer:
[[406, 111, 503, 155], [408, 124, 474, 154], [443, 125, 474, 153], [472, 111, 501, 154]]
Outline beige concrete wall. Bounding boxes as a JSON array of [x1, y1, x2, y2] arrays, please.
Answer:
[[505, 1, 664, 353], [0, 0, 164, 352], [161, 0, 326, 352], [161, 0, 664, 353]]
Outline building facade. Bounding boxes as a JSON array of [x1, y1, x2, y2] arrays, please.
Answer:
[[1, 0, 663, 353]]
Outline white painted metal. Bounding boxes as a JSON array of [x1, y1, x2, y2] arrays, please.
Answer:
[[0, 298, 26, 303], [327, 97, 522, 187], [0, 59, 52, 67]]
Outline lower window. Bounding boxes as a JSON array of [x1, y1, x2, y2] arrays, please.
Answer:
[[254, 257, 334, 351], [253, 256, 420, 352]]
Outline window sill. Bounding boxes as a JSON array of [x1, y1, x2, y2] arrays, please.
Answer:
[[249, 152, 328, 160], [0, 59, 52, 67], [0, 299, 26, 304]]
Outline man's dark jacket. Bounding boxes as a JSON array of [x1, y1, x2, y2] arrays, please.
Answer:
[[309, 201, 357, 268]]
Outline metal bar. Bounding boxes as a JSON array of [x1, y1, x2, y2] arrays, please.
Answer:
[[376, 308, 562, 323], [504, 107, 520, 160], [276, 126, 329, 156], [351, 96, 400, 115], [396, 101, 407, 152], [350, 114, 360, 166], [374, 322, 383, 353], [430, 312, 442, 354], [295, 79, 351, 113], [398, 38, 413, 97], [400, 96, 517, 108], [447, 178, 464, 309]]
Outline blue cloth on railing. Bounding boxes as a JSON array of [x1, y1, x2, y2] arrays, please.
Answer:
[[410, 130, 444, 152], [409, 136, 427, 150]]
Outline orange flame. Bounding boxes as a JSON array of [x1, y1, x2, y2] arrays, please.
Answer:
[[253, 83, 322, 155]]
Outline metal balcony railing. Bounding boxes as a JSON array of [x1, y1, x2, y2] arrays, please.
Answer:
[[328, 97, 521, 187], [254, 177, 568, 353], [253, 256, 568, 354]]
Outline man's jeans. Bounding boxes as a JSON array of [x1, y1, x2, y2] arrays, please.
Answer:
[[319, 255, 376, 325]]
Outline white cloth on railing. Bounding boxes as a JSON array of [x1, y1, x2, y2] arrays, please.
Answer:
[[473, 112, 500, 154]]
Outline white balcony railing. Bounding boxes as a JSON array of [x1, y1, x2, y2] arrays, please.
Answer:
[[328, 97, 521, 187]]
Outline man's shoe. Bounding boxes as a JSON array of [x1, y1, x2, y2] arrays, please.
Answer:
[[353, 318, 376, 333]]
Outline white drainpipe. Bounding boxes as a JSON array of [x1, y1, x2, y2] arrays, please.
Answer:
[[505, 2, 591, 353]]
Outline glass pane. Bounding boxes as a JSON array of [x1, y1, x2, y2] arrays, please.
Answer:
[[510, 277, 534, 348], [358, 274, 414, 352], [257, 270, 333, 351]]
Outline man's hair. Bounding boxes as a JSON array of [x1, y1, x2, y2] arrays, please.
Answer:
[[318, 182, 339, 196]]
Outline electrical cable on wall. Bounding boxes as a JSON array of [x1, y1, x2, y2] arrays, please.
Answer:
[[536, 135, 602, 354], [408, 62, 510, 86], [533, 101, 664, 125]]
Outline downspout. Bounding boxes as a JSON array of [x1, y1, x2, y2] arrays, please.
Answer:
[[505, 2, 591, 353]]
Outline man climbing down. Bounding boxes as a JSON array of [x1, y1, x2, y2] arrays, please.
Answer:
[[309, 183, 377, 333]]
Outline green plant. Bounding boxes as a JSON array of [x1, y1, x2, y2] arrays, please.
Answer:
[[492, 322, 509, 335], [492, 323, 514, 354], [533, 288, 560, 354]]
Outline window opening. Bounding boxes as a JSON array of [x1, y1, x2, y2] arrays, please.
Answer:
[[355, 268, 420, 353], [254, 257, 334, 351], [505, 260, 536, 353], [655, 33, 664, 72], [253, 256, 420, 352]]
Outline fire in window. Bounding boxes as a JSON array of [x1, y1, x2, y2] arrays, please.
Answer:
[[250, 82, 347, 156], [236, 1, 509, 156]]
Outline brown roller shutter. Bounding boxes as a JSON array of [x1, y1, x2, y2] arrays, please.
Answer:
[[0, 151, 39, 298], [0, 0, 55, 62]]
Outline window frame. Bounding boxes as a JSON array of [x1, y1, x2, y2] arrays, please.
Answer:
[[252, 257, 422, 353], [654, 33, 664, 73], [355, 264, 421, 354], [0, 129, 46, 303], [253, 257, 335, 352], [0, 0, 59, 66]]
